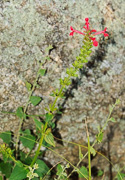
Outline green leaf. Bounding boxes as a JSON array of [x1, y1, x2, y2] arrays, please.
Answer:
[[0, 176, 2, 180], [117, 173, 125, 180], [45, 128, 51, 134], [33, 119, 43, 131], [108, 117, 116, 122], [16, 107, 26, 119], [45, 132, 55, 147], [20, 129, 36, 150], [32, 178, 39, 180], [56, 164, 63, 176], [90, 147, 96, 156], [38, 69, 46, 76], [48, 121, 55, 129], [0, 162, 12, 178], [78, 166, 88, 178], [2, 154, 8, 163], [97, 169, 103, 177], [45, 113, 54, 122], [0, 131, 11, 144], [25, 81, 32, 91], [56, 164, 67, 178], [9, 165, 28, 180], [35, 159, 50, 177], [30, 96, 41, 106], [19, 151, 32, 165], [56, 164, 68, 179], [96, 132, 103, 143]]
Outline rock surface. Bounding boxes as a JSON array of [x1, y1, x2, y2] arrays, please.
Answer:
[[0, 0, 125, 179]]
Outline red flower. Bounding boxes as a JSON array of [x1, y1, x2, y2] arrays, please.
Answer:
[[69, 26, 85, 36], [70, 18, 109, 46]]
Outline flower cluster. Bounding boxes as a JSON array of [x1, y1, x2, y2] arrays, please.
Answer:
[[27, 163, 39, 180], [70, 18, 109, 46]]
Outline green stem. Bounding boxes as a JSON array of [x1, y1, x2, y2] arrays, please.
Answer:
[[47, 146, 88, 180], [67, 101, 118, 178], [30, 122, 48, 167], [15, 67, 41, 153], [10, 155, 18, 164], [51, 86, 64, 112], [100, 103, 116, 135]]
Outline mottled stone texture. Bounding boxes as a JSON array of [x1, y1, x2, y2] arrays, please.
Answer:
[[0, 0, 125, 179]]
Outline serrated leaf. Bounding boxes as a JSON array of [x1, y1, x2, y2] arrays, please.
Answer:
[[90, 147, 96, 156], [0, 131, 11, 144], [35, 159, 50, 177], [20, 129, 36, 150], [45, 132, 55, 147], [9, 165, 28, 180], [78, 166, 88, 178], [30, 96, 41, 106], [0, 162, 12, 178], [25, 81, 32, 91], [16, 107, 26, 119], [38, 69, 46, 76], [108, 117, 116, 122]]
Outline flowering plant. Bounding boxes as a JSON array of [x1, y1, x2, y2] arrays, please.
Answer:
[[1, 17, 123, 180], [70, 18, 109, 46]]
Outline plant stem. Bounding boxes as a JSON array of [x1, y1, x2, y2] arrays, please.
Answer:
[[30, 122, 48, 167], [67, 101, 119, 178], [15, 66, 41, 154], [51, 86, 64, 112], [85, 118, 91, 180], [67, 140, 96, 179]]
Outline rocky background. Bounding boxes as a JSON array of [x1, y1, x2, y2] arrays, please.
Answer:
[[0, 0, 125, 179]]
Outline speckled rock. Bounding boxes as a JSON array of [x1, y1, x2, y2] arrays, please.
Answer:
[[0, 0, 125, 179]]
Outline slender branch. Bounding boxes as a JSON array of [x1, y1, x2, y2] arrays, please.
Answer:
[[15, 65, 41, 153], [85, 118, 91, 180], [30, 122, 48, 167]]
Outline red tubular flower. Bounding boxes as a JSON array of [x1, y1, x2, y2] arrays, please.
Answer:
[[70, 26, 85, 36], [69, 18, 109, 46]]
